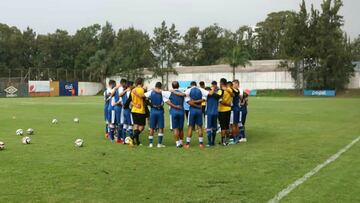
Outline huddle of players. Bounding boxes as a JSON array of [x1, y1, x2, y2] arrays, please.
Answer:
[[104, 77, 249, 149]]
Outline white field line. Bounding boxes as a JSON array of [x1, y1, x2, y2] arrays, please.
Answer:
[[268, 136, 360, 203]]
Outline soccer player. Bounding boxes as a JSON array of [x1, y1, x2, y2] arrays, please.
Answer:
[[112, 79, 128, 144], [205, 81, 222, 146], [164, 81, 186, 148], [239, 89, 250, 143], [143, 82, 168, 148], [229, 80, 241, 144], [199, 81, 206, 119], [130, 78, 147, 146], [103, 83, 112, 138], [183, 87, 190, 120], [120, 81, 134, 143], [107, 80, 117, 142], [184, 81, 213, 149], [218, 78, 234, 146]]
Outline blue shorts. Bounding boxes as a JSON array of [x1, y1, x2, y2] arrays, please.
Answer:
[[170, 111, 184, 130], [188, 109, 203, 127], [121, 109, 133, 125], [230, 108, 240, 124], [149, 109, 164, 129], [104, 105, 110, 123], [205, 113, 218, 129], [110, 106, 121, 124]]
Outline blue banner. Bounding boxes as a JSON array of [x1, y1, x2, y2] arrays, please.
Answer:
[[249, 90, 257, 96], [60, 81, 78, 96], [178, 81, 192, 91], [304, 90, 336, 97]]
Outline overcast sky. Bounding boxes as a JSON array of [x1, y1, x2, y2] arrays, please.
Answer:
[[1, 0, 359, 39]]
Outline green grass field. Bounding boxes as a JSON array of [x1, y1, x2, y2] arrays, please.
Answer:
[[0, 96, 360, 203]]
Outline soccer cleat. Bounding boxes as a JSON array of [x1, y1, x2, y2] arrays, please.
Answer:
[[149, 143, 153, 148], [177, 144, 183, 148], [157, 144, 166, 148], [239, 138, 247, 143], [183, 144, 190, 149], [116, 139, 124, 144], [128, 138, 134, 147], [199, 144, 205, 149]]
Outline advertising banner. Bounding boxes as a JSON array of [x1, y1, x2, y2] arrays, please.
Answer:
[[78, 82, 103, 96], [304, 90, 336, 97], [50, 81, 59, 97], [60, 81, 78, 96], [28, 81, 50, 93]]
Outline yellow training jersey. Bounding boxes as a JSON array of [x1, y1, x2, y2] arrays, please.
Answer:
[[131, 87, 145, 114], [218, 88, 233, 112]]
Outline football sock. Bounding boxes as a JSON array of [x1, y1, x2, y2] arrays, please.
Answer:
[[117, 124, 123, 140], [199, 137, 204, 145], [176, 140, 179, 147], [186, 137, 191, 145], [158, 133, 163, 144], [179, 139, 183, 145], [122, 126, 127, 140], [149, 135, 154, 144], [211, 130, 217, 146], [206, 129, 212, 145], [128, 127, 133, 137], [239, 126, 245, 139], [109, 127, 115, 141], [105, 124, 108, 134]]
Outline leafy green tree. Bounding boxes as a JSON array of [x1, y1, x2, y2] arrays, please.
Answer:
[[198, 24, 225, 65], [110, 27, 154, 80], [351, 35, 360, 61], [177, 27, 201, 66], [227, 46, 251, 80], [255, 11, 296, 59], [151, 21, 180, 89]]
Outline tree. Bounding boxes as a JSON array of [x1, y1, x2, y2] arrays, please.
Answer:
[[283, 0, 354, 90], [177, 27, 201, 66], [351, 35, 360, 61], [151, 21, 180, 89], [110, 27, 154, 80], [255, 11, 296, 59], [198, 24, 225, 65], [227, 46, 251, 80]]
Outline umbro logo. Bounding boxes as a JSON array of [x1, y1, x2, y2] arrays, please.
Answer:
[[4, 86, 18, 97]]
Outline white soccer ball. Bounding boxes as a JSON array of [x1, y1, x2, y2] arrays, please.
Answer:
[[27, 128, 34, 135], [16, 129, 24, 136], [52, 119, 58, 124], [124, 137, 131, 144], [22, 136, 31, 144], [74, 139, 84, 147], [73, 118, 79, 123], [0, 141, 5, 150]]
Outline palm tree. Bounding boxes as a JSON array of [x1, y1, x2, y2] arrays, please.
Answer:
[[227, 46, 251, 80]]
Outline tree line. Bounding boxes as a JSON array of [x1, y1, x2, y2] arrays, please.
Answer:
[[0, 0, 359, 89]]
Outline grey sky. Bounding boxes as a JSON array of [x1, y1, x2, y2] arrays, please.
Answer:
[[1, 0, 359, 39]]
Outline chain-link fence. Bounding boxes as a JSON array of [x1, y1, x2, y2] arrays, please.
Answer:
[[0, 68, 102, 82]]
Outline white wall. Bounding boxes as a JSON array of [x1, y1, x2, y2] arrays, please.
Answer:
[[78, 82, 103, 96], [107, 60, 360, 90]]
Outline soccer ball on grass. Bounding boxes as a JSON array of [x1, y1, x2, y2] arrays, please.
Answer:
[[52, 119, 58, 124], [16, 129, 23, 136], [74, 139, 84, 147], [0, 141, 5, 150], [22, 137, 31, 144], [27, 128, 34, 135]]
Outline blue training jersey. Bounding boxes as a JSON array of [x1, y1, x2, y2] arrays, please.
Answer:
[[104, 89, 110, 107], [169, 90, 185, 114], [206, 88, 220, 115], [149, 91, 164, 111], [232, 88, 240, 111], [189, 87, 202, 112]]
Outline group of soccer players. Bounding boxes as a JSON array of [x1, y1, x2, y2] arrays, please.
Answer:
[[104, 77, 249, 149]]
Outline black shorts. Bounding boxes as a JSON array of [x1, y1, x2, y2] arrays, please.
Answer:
[[218, 111, 231, 130], [132, 112, 146, 126]]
